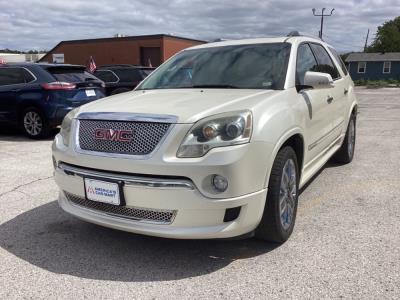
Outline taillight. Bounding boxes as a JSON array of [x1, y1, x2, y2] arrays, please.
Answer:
[[41, 82, 76, 90]]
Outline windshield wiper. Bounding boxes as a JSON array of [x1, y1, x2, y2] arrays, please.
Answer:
[[191, 84, 240, 89]]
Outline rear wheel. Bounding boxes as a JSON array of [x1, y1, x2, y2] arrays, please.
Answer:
[[333, 114, 356, 164], [21, 107, 50, 139], [255, 146, 299, 243]]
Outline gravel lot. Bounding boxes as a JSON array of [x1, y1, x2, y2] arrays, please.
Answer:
[[0, 87, 399, 299]]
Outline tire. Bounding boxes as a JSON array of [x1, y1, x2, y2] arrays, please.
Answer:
[[255, 146, 299, 243], [110, 88, 131, 95], [20, 107, 51, 139], [333, 114, 356, 164]]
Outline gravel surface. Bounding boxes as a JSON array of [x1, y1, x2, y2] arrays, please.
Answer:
[[0, 87, 399, 299]]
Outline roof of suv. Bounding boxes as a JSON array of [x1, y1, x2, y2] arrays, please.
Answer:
[[1, 62, 85, 68], [188, 36, 330, 50]]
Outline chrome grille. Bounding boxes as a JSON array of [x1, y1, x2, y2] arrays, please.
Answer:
[[64, 192, 176, 224], [78, 119, 170, 155]]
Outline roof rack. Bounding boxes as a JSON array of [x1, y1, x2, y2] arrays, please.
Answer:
[[287, 31, 301, 37]]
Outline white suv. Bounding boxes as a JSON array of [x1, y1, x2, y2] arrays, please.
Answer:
[[52, 34, 357, 243]]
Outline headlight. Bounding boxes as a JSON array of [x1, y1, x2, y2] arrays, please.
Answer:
[[60, 109, 78, 147], [177, 111, 252, 158]]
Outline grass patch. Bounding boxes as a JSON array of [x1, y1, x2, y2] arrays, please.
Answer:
[[354, 79, 400, 88]]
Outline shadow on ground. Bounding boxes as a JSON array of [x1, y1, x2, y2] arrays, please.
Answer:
[[0, 201, 278, 282], [0, 128, 58, 142]]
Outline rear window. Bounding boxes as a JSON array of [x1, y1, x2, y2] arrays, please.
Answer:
[[328, 47, 348, 76], [114, 69, 143, 82], [94, 70, 119, 82], [46, 67, 99, 83], [140, 69, 154, 77]]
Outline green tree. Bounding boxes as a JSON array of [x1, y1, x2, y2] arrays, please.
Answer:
[[367, 16, 400, 52]]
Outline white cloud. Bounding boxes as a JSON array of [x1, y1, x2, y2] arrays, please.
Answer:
[[1, 0, 399, 52]]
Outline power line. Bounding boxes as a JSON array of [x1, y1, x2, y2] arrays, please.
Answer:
[[312, 8, 335, 39]]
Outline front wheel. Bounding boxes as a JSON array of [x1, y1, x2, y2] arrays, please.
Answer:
[[255, 146, 299, 243], [333, 114, 356, 164]]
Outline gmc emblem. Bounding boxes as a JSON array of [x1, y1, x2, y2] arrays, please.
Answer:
[[94, 128, 134, 142]]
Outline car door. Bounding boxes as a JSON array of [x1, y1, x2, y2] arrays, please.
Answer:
[[310, 43, 346, 138], [0, 67, 26, 123], [296, 43, 336, 165], [327, 46, 353, 134]]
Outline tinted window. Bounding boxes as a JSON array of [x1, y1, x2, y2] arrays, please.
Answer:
[[0, 68, 27, 86], [46, 67, 99, 83], [310, 44, 340, 79], [114, 69, 143, 82], [296, 44, 318, 86], [328, 46, 348, 75], [138, 43, 292, 90], [94, 70, 118, 82]]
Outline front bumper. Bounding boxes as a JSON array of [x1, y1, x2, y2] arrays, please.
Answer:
[[55, 163, 267, 239]]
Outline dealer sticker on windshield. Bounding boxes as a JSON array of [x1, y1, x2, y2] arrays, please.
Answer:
[[84, 178, 120, 205]]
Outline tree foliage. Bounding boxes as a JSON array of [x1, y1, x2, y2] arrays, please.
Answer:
[[367, 16, 400, 52]]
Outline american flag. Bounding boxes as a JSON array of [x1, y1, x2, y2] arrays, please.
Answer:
[[147, 58, 152, 68], [86, 56, 97, 73]]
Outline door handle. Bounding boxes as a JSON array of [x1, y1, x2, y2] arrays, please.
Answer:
[[344, 88, 348, 95], [327, 96, 334, 104], [11, 89, 20, 92]]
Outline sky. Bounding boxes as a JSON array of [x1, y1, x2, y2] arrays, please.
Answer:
[[1, 0, 399, 53]]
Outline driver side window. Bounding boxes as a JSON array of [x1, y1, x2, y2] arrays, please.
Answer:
[[296, 43, 318, 86]]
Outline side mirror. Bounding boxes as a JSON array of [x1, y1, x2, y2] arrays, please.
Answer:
[[304, 71, 334, 89]]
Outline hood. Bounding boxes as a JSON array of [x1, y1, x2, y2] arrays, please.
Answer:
[[77, 89, 279, 123]]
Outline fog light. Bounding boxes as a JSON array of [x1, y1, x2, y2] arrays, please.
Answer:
[[212, 175, 228, 192]]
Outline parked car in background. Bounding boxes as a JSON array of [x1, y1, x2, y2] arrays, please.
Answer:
[[0, 63, 105, 138], [53, 34, 357, 243], [93, 65, 155, 95]]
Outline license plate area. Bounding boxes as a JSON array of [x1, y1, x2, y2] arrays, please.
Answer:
[[84, 177, 125, 206], [85, 89, 96, 97]]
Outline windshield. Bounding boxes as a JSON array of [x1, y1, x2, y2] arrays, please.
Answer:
[[137, 43, 291, 90]]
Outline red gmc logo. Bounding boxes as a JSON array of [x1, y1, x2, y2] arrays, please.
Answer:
[[94, 128, 134, 142]]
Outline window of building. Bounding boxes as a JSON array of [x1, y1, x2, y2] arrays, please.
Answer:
[[357, 62, 366, 73], [383, 61, 391, 74]]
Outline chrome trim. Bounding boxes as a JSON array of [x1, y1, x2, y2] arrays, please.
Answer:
[[308, 120, 344, 151], [73, 113, 177, 160], [58, 162, 195, 190], [76, 112, 178, 123]]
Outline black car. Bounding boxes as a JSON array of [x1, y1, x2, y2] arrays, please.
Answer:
[[93, 65, 154, 96], [0, 63, 105, 138]]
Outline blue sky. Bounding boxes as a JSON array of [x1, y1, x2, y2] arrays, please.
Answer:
[[1, 0, 399, 53]]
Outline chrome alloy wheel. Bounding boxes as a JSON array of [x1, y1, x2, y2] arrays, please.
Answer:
[[24, 111, 43, 136], [348, 119, 355, 157], [279, 158, 297, 230]]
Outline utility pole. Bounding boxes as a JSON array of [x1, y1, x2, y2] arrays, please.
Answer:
[[364, 29, 370, 52], [312, 8, 335, 39]]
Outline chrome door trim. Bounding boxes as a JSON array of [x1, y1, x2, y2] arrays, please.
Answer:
[[308, 120, 344, 151]]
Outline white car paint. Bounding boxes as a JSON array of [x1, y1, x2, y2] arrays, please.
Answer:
[[52, 35, 357, 239]]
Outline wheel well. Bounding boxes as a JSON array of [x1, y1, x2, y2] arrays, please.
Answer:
[[352, 105, 358, 116], [17, 103, 42, 120], [281, 134, 304, 173]]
